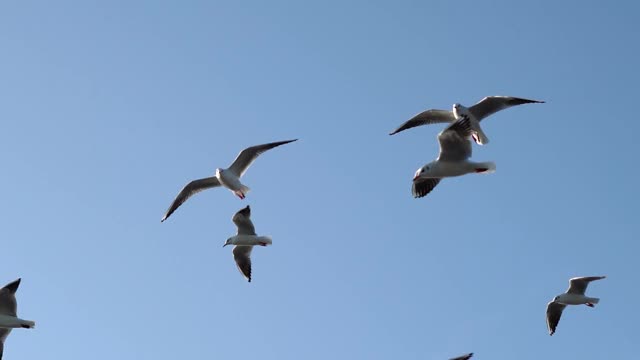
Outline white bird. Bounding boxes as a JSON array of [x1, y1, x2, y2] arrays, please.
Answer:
[[546, 276, 606, 336], [223, 205, 272, 282], [0, 279, 35, 359], [390, 96, 544, 144], [411, 116, 495, 198], [161, 139, 297, 222], [450, 353, 473, 360]]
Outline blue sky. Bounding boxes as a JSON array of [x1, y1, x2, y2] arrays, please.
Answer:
[[0, 1, 638, 359]]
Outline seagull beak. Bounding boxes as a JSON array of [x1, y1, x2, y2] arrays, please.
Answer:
[[222, 244, 228, 248], [413, 174, 421, 181]]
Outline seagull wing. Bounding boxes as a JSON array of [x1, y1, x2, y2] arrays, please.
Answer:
[[389, 109, 455, 135], [567, 276, 606, 295], [469, 96, 544, 121], [161, 177, 220, 222], [233, 246, 253, 282], [449, 353, 473, 360], [546, 301, 566, 335], [232, 206, 256, 235], [437, 117, 473, 162], [0, 279, 20, 352], [227, 139, 298, 177], [412, 178, 441, 198]]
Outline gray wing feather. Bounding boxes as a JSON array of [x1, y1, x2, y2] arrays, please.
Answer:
[[437, 117, 473, 162], [161, 177, 221, 222], [567, 276, 606, 295], [546, 301, 566, 335], [389, 109, 455, 135], [228, 139, 298, 177], [450, 353, 473, 360], [232, 206, 256, 235], [469, 96, 544, 121], [233, 246, 253, 282]]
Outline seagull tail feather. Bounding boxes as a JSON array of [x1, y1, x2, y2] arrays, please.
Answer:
[[475, 162, 496, 174], [257, 236, 272, 245], [21, 319, 35, 329]]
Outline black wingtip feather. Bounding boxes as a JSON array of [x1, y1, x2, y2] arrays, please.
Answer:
[[3, 278, 21, 293]]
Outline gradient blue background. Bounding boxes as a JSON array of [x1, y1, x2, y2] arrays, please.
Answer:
[[0, 1, 637, 359]]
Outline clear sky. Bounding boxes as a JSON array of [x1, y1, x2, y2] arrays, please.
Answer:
[[0, 1, 638, 359]]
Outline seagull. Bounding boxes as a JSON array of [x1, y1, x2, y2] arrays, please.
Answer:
[[389, 96, 544, 144], [0, 279, 35, 359], [450, 353, 473, 360], [411, 116, 495, 198], [223, 205, 272, 282], [546, 276, 606, 336], [161, 139, 297, 222]]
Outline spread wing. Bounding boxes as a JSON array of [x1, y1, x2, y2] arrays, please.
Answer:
[[437, 117, 473, 162], [389, 109, 455, 135], [567, 276, 606, 295], [227, 139, 298, 177], [546, 301, 566, 336], [233, 246, 253, 282], [412, 178, 441, 198], [161, 177, 220, 222], [469, 96, 544, 120], [232, 206, 256, 235]]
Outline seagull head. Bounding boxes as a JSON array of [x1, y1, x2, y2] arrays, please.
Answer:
[[215, 168, 224, 176], [452, 103, 468, 118], [223, 238, 234, 248], [413, 164, 432, 181]]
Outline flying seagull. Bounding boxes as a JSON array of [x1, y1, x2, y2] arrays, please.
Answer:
[[546, 276, 606, 336], [411, 116, 495, 198], [223, 205, 272, 282], [389, 96, 544, 144], [450, 353, 473, 360], [0, 279, 35, 359], [161, 139, 297, 222]]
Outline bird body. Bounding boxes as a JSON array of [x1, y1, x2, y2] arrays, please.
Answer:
[[225, 235, 272, 247], [452, 103, 489, 145], [554, 293, 600, 306], [415, 160, 495, 179], [216, 168, 251, 199]]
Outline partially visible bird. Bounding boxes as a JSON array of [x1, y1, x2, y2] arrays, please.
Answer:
[[546, 276, 606, 335], [450, 353, 473, 360], [390, 96, 544, 144], [0, 279, 35, 359], [411, 116, 495, 198], [223, 205, 272, 282], [161, 139, 297, 222]]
